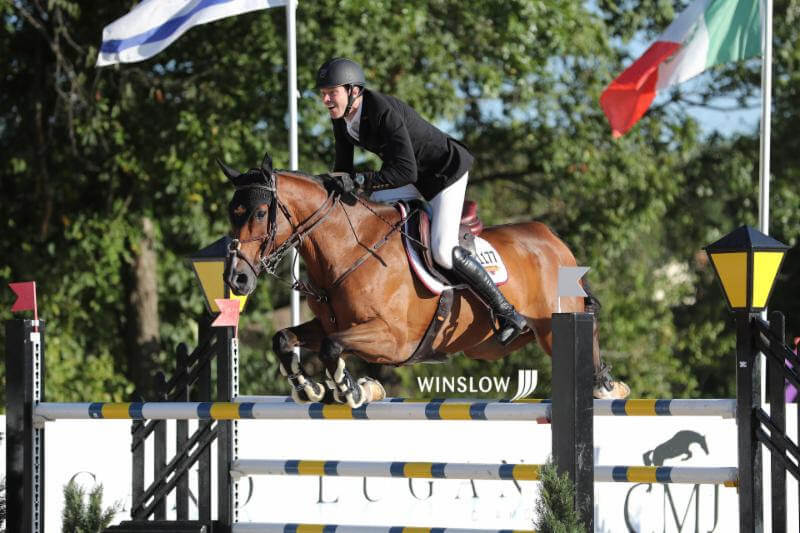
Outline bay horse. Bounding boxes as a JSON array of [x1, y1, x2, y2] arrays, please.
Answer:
[[221, 153, 629, 407]]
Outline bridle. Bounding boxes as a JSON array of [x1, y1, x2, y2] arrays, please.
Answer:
[[225, 170, 338, 290]]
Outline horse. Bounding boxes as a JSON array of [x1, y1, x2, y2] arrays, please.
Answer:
[[220, 152, 629, 407]]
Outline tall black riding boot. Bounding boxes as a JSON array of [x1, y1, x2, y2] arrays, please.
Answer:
[[451, 246, 528, 345]]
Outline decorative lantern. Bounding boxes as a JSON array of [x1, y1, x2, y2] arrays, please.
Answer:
[[704, 225, 788, 313], [189, 236, 247, 314]]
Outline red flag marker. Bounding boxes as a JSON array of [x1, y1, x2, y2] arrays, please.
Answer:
[[9, 281, 38, 322], [212, 298, 241, 337]]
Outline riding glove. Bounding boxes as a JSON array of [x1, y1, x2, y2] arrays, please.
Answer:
[[321, 172, 358, 193], [321, 171, 391, 196]]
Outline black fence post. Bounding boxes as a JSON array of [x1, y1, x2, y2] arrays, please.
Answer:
[[155, 372, 169, 520], [767, 312, 787, 532], [551, 312, 594, 532], [5, 319, 46, 533], [175, 343, 190, 520], [197, 318, 212, 523], [737, 312, 763, 532], [216, 325, 236, 532]]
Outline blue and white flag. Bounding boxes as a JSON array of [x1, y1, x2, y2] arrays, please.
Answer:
[[97, 0, 287, 67]]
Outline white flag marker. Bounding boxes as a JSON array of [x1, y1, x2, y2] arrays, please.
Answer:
[[557, 266, 590, 312]]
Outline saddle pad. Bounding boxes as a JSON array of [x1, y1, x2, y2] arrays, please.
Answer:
[[399, 203, 508, 295]]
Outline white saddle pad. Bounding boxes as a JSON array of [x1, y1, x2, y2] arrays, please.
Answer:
[[399, 203, 509, 295]]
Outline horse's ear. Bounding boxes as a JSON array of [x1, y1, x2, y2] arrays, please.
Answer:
[[261, 152, 273, 174], [216, 158, 242, 184]]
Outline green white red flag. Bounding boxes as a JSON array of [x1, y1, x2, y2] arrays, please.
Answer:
[[600, 0, 761, 138]]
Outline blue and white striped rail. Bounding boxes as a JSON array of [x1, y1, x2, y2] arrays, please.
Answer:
[[232, 524, 534, 533], [230, 459, 540, 481], [33, 398, 736, 422], [230, 459, 738, 486], [593, 399, 736, 418], [237, 396, 735, 418], [594, 465, 738, 486], [33, 400, 551, 422]]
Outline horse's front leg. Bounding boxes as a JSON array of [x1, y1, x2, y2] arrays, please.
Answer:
[[273, 318, 328, 403], [320, 319, 396, 408]]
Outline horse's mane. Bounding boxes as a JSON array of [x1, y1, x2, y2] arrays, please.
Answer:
[[274, 169, 400, 220], [274, 168, 324, 186]]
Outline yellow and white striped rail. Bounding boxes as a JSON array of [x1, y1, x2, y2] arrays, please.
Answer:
[[230, 460, 540, 481], [230, 459, 738, 486], [33, 397, 735, 422], [232, 524, 534, 533], [237, 396, 736, 418], [33, 400, 551, 422]]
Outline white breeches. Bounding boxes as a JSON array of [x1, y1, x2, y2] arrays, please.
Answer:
[[369, 172, 468, 270]]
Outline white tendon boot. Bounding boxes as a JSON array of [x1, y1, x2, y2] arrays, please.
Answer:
[[593, 362, 630, 399], [278, 355, 325, 403], [325, 360, 387, 408]]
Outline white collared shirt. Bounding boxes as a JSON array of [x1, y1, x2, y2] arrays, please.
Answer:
[[344, 99, 363, 142]]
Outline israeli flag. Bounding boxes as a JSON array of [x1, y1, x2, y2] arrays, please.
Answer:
[[97, 0, 287, 67]]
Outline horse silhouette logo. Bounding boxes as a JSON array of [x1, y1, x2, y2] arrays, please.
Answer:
[[643, 430, 709, 466]]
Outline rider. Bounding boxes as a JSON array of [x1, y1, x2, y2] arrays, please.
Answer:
[[316, 57, 528, 345]]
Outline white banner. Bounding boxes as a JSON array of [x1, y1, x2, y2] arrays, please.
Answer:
[[2, 412, 797, 532]]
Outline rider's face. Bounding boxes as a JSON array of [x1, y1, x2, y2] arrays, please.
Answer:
[[320, 85, 353, 120]]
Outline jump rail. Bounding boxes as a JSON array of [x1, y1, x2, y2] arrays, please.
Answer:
[[236, 395, 736, 418], [230, 459, 738, 486], [33, 401, 551, 421], [232, 525, 534, 533], [33, 398, 736, 422]]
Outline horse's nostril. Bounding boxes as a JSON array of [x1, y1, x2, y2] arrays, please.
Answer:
[[236, 273, 249, 287]]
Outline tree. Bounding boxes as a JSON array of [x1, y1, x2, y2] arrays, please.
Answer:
[[4, 0, 795, 403]]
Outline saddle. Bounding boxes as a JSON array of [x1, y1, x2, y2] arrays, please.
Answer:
[[404, 199, 483, 286]]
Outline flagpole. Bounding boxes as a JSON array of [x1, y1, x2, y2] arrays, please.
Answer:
[[758, 0, 772, 236], [286, 0, 301, 338], [757, 0, 772, 415]]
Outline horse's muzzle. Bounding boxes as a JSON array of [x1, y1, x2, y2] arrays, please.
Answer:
[[224, 243, 257, 296]]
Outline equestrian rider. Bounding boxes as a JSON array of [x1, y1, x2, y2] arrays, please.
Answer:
[[316, 57, 528, 346]]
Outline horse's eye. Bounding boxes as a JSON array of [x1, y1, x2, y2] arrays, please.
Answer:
[[255, 209, 267, 220]]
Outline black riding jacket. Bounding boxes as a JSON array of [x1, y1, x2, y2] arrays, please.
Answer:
[[332, 89, 474, 201]]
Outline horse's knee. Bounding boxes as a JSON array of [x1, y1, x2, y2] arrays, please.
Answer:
[[273, 329, 301, 376], [272, 329, 298, 355]]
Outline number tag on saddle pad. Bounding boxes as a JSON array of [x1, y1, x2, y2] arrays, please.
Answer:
[[473, 237, 509, 285]]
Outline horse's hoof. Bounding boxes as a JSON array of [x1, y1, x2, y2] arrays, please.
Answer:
[[344, 382, 365, 409], [288, 376, 325, 404], [358, 377, 386, 403], [303, 380, 325, 402], [593, 380, 630, 399]]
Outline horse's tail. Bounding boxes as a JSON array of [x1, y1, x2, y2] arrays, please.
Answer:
[[582, 278, 602, 314]]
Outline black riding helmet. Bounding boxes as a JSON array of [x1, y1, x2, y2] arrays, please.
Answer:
[[316, 58, 365, 117], [316, 57, 365, 89]]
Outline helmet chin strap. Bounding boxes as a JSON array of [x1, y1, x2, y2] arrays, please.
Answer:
[[343, 85, 361, 119]]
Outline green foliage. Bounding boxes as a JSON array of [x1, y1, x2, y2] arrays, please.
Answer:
[[2, 0, 799, 404], [61, 479, 121, 533], [533, 460, 585, 533]]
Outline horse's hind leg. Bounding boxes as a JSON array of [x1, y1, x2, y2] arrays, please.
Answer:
[[583, 289, 630, 399], [319, 319, 395, 408], [273, 318, 328, 403]]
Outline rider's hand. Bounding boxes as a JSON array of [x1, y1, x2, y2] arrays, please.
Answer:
[[321, 172, 357, 194]]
